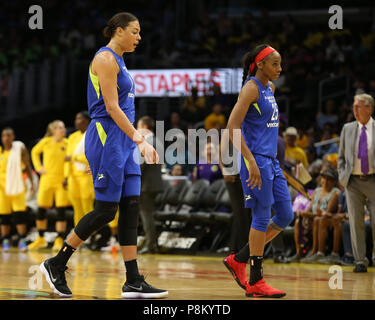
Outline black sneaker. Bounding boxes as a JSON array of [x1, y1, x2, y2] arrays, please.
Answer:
[[122, 275, 168, 299], [40, 259, 72, 297]]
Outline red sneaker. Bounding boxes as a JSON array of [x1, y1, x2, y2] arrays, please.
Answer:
[[223, 254, 247, 289], [246, 279, 286, 298]]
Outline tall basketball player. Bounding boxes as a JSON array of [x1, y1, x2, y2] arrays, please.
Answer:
[[39, 12, 168, 299]]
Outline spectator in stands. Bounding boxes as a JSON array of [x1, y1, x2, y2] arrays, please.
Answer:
[[368, 79, 375, 99], [295, 126, 309, 150], [166, 112, 187, 133], [165, 131, 194, 173], [181, 86, 207, 123], [332, 189, 353, 265], [338, 93, 375, 273], [170, 164, 185, 177], [284, 127, 308, 168], [306, 146, 322, 188], [209, 84, 231, 117], [191, 142, 222, 184], [291, 168, 340, 263], [277, 128, 286, 168], [204, 103, 226, 131], [316, 99, 338, 130], [316, 123, 339, 158], [315, 184, 347, 265]]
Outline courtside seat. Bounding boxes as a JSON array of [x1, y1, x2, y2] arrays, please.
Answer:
[[202, 179, 226, 210], [154, 179, 173, 210], [174, 179, 210, 222], [210, 188, 233, 224], [154, 179, 191, 221], [190, 179, 226, 224]]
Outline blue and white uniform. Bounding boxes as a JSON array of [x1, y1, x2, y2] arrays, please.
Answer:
[[85, 47, 140, 202], [239, 76, 293, 232]]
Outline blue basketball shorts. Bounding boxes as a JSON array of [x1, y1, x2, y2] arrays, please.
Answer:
[[85, 118, 141, 202], [239, 153, 292, 231], [239, 154, 290, 208]]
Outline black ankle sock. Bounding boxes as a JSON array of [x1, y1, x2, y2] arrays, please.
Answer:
[[234, 243, 250, 263], [50, 242, 76, 266], [124, 259, 140, 283], [38, 230, 45, 237], [249, 255, 263, 285]]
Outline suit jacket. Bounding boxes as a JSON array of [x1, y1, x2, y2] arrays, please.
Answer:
[[337, 119, 375, 188], [140, 133, 163, 193]]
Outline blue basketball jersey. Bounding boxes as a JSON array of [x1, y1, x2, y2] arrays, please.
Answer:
[[87, 47, 135, 122], [242, 76, 279, 158]]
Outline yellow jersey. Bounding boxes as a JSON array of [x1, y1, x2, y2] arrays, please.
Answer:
[[64, 130, 89, 178], [204, 113, 226, 131], [0, 148, 10, 189], [31, 137, 68, 177]]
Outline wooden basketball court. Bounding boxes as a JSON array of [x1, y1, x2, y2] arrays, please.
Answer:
[[0, 249, 374, 300]]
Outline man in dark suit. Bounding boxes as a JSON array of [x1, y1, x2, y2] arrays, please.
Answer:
[[137, 116, 163, 254], [338, 93, 375, 272]]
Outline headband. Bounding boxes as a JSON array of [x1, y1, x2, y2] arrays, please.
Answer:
[[249, 46, 276, 74]]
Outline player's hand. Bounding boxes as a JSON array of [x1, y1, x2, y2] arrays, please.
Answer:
[[86, 166, 92, 175], [138, 141, 159, 164], [246, 158, 262, 190], [137, 128, 152, 138], [65, 155, 72, 161]]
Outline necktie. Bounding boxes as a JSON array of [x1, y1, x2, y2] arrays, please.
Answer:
[[358, 125, 369, 175]]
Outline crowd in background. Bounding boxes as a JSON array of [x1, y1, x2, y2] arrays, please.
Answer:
[[1, 2, 375, 115]]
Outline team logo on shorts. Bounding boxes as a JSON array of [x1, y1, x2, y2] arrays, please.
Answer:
[[245, 194, 252, 201], [97, 173, 105, 181]]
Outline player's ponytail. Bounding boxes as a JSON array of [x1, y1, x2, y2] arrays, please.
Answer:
[[241, 44, 271, 85], [103, 12, 138, 39]]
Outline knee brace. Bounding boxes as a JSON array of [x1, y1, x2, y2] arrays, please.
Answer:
[[251, 202, 271, 232], [0, 214, 12, 226], [118, 196, 140, 246], [74, 200, 118, 241], [55, 207, 66, 222], [13, 211, 27, 225], [270, 200, 294, 231], [37, 208, 47, 220]]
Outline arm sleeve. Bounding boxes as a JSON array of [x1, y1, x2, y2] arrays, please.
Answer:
[[64, 136, 73, 178], [31, 138, 46, 173]]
